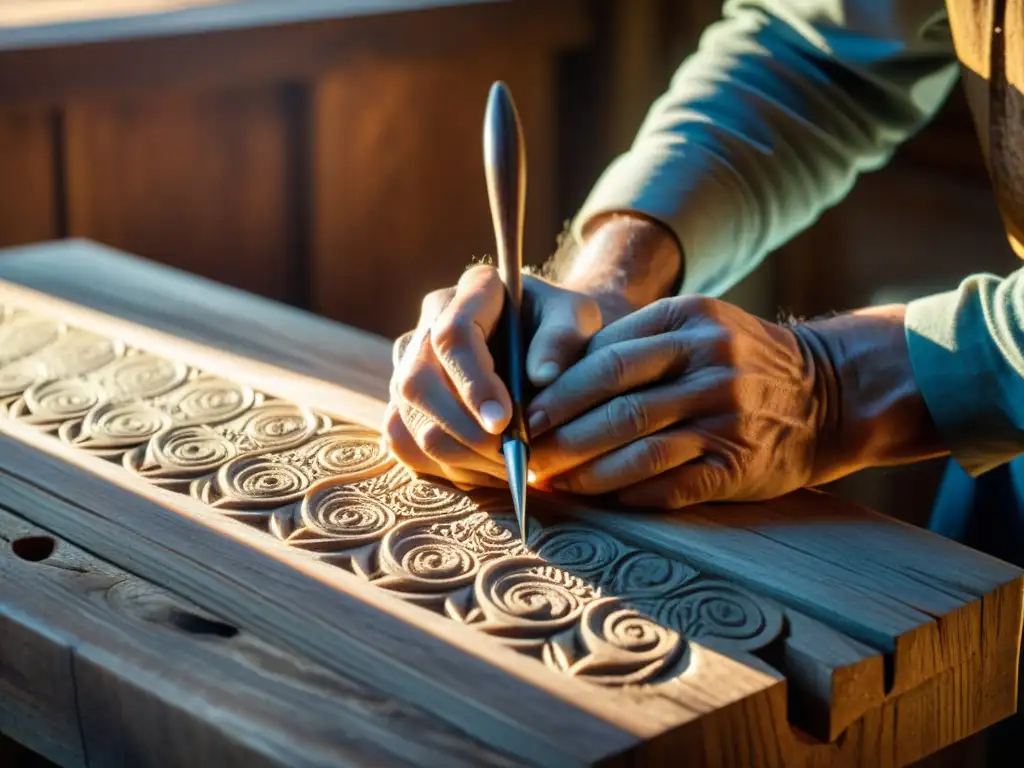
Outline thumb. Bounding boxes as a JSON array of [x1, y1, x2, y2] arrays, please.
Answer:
[[526, 292, 603, 387]]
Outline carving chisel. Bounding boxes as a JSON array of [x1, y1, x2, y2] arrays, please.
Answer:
[[482, 81, 530, 546]]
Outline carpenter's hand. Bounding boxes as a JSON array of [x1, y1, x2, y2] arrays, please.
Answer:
[[384, 265, 625, 487], [527, 296, 827, 508]]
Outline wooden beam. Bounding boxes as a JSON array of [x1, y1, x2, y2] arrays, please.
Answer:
[[0, 2, 588, 108]]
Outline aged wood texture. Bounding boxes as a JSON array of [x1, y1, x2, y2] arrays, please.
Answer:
[[63, 87, 301, 303], [0, 1, 587, 338], [0, 505, 519, 768], [311, 44, 556, 337], [0, 241, 1021, 767], [0, 110, 58, 247]]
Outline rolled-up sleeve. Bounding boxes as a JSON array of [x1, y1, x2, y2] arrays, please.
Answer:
[[906, 270, 1024, 475], [574, 0, 959, 296]]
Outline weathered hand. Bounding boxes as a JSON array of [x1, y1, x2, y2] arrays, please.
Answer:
[[384, 264, 619, 486], [527, 295, 827, 508]]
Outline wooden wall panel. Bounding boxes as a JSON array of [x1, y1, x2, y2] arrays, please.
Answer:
[[0, 110, 57, 247], [62, 86, 301, 303], [311, 49, 556, 339]]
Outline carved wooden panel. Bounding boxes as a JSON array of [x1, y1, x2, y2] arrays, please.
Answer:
[[0, 303, 782, 695], [0, 243, 1021, 768]]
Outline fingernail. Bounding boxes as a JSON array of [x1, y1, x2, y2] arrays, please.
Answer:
[[534, 361, 560, 384], [479, 400, 507, 433], [527, 410, 549, 436]]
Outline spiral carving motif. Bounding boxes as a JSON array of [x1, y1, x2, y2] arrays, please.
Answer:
[[101, 353, 189, 400], [311, 428, 394, 481], [301, 483, 396, 546], [0, 312, 60, 364], [432, 512, 526, 560], [0, 303, 793, 694], [167, 375, 254, 426], [654, 580, 783, 653], [376, 520, 480, 599], [475, 557, 590, 637], [533, 526, 625, 582], [565, 598, 682, 686], [230, 402, 318, 453], [210, 456, 310, 509], [43, 330, 123, 378], [609, 551, 699, 599], [22, 378, 103, 423], [64, 401, 172, 452], [0, 362, 44, 400], [126, 425, 237, 481]]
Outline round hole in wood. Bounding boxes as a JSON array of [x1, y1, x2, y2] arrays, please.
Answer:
[[167, 608, 239, 638], [12, 535, 56, 562]]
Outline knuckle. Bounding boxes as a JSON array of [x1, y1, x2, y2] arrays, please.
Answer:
[[422, 288, 454, 317], [639, 438, 670, 476], [660, 489, 687, 509], [607, 395, 648, 439], [431, 315, 473, 359], [382, 409, 407, 445], [397, 366, 430, 405], [570, 293, 601, 324], [417, 423, 453, 460], [601, 346, 630, 387]]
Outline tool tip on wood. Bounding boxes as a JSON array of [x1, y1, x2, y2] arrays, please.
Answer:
[[502, 438, 529, 545]]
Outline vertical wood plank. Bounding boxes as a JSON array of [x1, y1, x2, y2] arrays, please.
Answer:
[[62, 86, 301, 303], [0, 110, 57, 247], [311, 48, 557, 339]]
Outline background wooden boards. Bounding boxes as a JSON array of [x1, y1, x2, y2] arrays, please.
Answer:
[[0, 110, 59, 248], [0, 240, 1020, 767], [0, 0, 587, 336]]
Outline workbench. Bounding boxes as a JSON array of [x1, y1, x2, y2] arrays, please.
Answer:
[[0, 239, 1020, 767]]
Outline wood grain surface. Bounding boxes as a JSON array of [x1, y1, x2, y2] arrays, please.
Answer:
[[63, 88, 301, 303], [0, 110, 58, 247], [0, 505, 519, 768], [0, 240, 1021, 767]]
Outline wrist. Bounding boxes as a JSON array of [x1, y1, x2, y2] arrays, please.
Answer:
[[559, 211, 682, 318], [792, 305, 946, 484]]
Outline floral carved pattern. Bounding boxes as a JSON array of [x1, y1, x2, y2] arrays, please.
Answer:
[[0, 305, 785, 690]]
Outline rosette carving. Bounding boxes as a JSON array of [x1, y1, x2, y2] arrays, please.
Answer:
[[533, 525, 625, 582], [374, 516, 481, 606], [0, 310, 60, 365], [202, 455, 312, 511], [608, 551, 699, 600], [60, 400, 173, 454], [163, 374, 254, 426], [470, 556, 596, 649], [98, 352, 190, 401], [543, 598, 683, 686], [125, 425, 237, 485], [220, 402, 320, 454], [653, 580, 783, 654]]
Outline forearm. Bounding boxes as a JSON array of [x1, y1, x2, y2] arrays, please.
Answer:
[[571, 0, 955, 299], [794, 306, 947, 485]]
